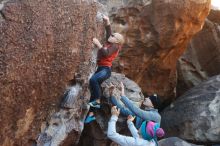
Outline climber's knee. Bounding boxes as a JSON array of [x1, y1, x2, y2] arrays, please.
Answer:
[[89, 77, 97, 86]]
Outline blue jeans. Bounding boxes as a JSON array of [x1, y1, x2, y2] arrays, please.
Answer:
[[90, 66, 111, 101], [110, 96, 143, 129]]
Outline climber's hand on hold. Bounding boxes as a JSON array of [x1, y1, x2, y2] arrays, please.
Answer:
[[127, 115, 135, 122], [103, 15, 110, 26], [93, 38, 103, 49], [111, 106, 120, 117]]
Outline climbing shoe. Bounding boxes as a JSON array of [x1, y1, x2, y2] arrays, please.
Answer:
[[84, 115, 96, 124], [88, 101, 101, 108]]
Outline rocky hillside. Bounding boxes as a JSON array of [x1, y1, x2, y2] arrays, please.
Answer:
[[177, 9, 220, 96], [1, 0, 219, 146], [161, 75, 220, 144], [102, 0, 211, 101]]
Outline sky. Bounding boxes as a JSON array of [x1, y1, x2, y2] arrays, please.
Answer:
[[211, 0, 220, 10]]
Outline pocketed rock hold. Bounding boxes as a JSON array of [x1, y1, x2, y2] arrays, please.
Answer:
[[161, 75, 220, 143], [102, 72, 145, 107]]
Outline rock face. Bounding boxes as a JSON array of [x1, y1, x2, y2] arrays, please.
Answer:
[[159, 137, 204, 146], [99, 0, 211, 101], [161, 75, 220, 143], [177, 9, 220, 96], [0, 0, 214, 145], [78, 72, 144, 146], [0, 0, 105, 145]]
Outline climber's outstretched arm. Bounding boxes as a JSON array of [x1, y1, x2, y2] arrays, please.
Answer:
[[103, 15, 112, 41], [110, 96, 134, 117], [120, 82, 161, 124]]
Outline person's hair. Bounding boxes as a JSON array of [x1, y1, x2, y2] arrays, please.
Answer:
[[148, 94, 161, 109]]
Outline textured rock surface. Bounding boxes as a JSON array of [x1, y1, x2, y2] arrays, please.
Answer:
[[78, 72, 144, 146], [177, 9, 220, 96], [159, 137, 204, 146], [0, 0, 105, 145], [0, 0, 215, 145], [161, 75, 220, 143], [99, 0, 211, 101]]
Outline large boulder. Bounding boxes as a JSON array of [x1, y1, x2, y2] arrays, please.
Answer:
[[177, 9, 220, 96], [99, 0, 211, 101], [0, 0, 105, 145], [161, 75, 220, 143], [78, 72, 144, 146], [159, 137, 204, 146]]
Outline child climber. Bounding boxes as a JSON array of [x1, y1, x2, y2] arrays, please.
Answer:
[[89, 15, 124, 108], [84, 15, 124, 123]]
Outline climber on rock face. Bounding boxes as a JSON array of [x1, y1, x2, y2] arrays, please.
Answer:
[[88, 15, 124, 109], [107, 106, 163, 146], [85, 14, 124, 124]]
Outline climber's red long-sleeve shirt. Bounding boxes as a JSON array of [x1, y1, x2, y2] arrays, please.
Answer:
[[97, 25, 122, 67]]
